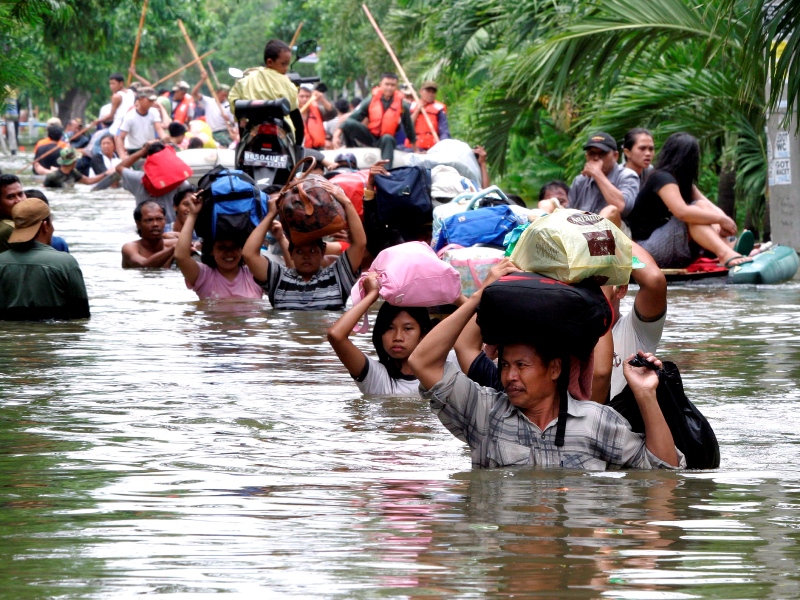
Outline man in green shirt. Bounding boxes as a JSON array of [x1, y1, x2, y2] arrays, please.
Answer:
[[0, 198, 90, 320]]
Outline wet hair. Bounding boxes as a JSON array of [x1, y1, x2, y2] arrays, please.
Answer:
[[145, 141, 166, 156], [654, 132, 699, 203], [538, 180, 569, 201], [168, 121, 187, 138], [109, 73, 124, 83], [380, 73, 398, 82], [264, 39, 291, 64], [0, 174, 21, 193], [187, 137, 204, 149], [372, 303, 432, 380], [173, 185, 197, 208], [23, 189, 48, 204], [623, 128, 653, 150], [350, 97, 362, 110], [334, 98, 350, 113], [47, 125, 63, 141], [133, 200, 165, 222]]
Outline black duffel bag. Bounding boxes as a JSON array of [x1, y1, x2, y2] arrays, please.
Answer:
[[609, 361, 720, 469]]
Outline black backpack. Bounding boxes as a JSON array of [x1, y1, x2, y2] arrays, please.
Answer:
[[373, 165, 432, 228], [609, 361, 720, 469], [195, 166, 267, 266]]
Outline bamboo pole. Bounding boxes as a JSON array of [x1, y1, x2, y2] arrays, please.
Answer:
[[150, 50, 216, 88], [128, 68, 152, 87], [289, 22, 304, 48], [177, 20, 235, 139], [361, 4, 438, 146], [17, 121, 97, 174], [207, 60, 221, 89], [127, 0, 149, 87]]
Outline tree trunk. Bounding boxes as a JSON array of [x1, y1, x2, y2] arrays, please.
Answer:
[[57, 88, 92, 124], [717, 164, 736, 220]]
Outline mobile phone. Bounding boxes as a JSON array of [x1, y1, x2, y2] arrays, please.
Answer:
[[628, 355, 659, 370]]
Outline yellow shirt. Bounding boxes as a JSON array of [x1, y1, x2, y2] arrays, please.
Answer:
[[228, 68, 299, 117]]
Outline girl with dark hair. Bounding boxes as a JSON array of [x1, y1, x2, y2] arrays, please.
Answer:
[[622, 128, 654, 184], [327, 274, 437, 395], [626, 132, 751, 269]]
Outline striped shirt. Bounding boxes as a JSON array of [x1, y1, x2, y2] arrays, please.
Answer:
[[421, 362, 685, 470], [261, 253, 358, 310]]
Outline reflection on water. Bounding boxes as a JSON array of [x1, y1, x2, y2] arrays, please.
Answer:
[[1, 158, 800, 597]]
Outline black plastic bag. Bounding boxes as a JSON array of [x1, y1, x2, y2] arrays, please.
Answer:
[[609, 360, 720, 469]]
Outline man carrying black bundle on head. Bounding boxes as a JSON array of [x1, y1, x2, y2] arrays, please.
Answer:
[[407, 259, 683, 470]]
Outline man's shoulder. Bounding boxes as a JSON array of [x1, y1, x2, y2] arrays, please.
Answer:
[[613, 164, 639, 183], [570, 174, 590, 189]]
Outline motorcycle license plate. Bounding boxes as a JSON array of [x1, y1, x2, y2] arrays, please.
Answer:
[[243, 151, 289, 169]]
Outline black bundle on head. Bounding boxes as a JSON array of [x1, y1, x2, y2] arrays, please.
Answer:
[[372, 303, 432, 380]]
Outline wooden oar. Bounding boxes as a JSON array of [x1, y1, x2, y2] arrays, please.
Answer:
[[362, 4, 438, 146], [289, 22, 304, 48], [150, 49, 216, 88], [207, 60, 221, 89], [16, 121, 97, 174], [128, 68, 152, 87], [127, 0, 149, 87], [177, 20, 236, 139]]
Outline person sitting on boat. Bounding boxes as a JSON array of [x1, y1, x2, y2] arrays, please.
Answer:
[[43, 148, 111, 189], [537, 180, 570, 213], [174, 191, 263, 301], [89, 134, 121, 179], [298, 84, 336, 151], [115, 140, 190, 223], [340, 73, 417, 167], [168, 81, 194, 125], [32, 125, 69, 175], [165, 121, 187, 150], [115, 87, 166, 159], [626, 132, 752, 269], [622, 128, 655, 186], [408, 258, 684, 470], [121, 201, 176, 269], [191, 74, 237, 147], [405, 81, 449, 152], [327, 273, 441, 395], [241, 181, 366, 310], [228, 39, 303, 143], [568, 132, 639, 231]]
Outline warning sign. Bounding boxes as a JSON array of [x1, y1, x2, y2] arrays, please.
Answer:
[[775, 131, 791, 158], [772, 158, 792, 185]]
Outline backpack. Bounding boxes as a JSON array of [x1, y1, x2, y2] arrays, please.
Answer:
[[433, 204, 523, 252], [195, 166, 267, 264], [373, 165, 432, 228], [142, 146, 193, 197], [609, 361, 720, 469], [349, 241, 461, 333]]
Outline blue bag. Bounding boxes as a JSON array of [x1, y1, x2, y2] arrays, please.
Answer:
[[196, 166, 268, 264], [434, 205, 522, 252]]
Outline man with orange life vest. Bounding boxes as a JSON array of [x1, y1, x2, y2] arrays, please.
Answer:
[[406, 81, 450, 152], [168, 81, 194, 125], [340, 73, 416, 167], [297, 84, 336, 151]]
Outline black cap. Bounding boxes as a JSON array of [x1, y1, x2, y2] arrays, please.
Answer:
[[583, 132, 617, 153]]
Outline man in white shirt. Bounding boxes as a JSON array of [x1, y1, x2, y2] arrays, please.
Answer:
[[108, 73, 136, 136], [115, 87, 165, 159], [191, 73, 236, 147]]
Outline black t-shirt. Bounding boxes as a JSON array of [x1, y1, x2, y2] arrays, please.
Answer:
[[627, 170, 687, 241], [34, 143, 61, 171], [467, 351, 503, 391]]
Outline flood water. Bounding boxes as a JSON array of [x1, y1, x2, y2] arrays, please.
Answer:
[[2, 154, 800, 598]]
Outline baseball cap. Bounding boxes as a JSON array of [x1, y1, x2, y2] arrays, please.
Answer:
[[57, 147, 78, 166], [421, 80, 438, 91], [173, 80, 190, 91], [583, 132, 617, 153], [138, 87, 158, 101], [9, 199, 51, 244]]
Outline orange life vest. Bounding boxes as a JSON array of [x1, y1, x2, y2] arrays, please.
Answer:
[[303, 102, 327, 149], [34, 138, 68, 153], [172, 95, 194, 124], [407, 101, 445, 150], [367, 88, 404, 137]]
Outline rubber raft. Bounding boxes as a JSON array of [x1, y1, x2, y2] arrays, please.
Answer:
[[663, 245, 799, 284]]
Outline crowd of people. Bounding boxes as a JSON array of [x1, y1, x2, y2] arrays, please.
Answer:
[[2, 36, 754, 473]]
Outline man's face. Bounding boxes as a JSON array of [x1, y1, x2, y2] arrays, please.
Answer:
[[290, 243, 323, 278], [173, 89, 186, 102], [543, 185, 569, 206], [420, 88, 436, 103], [380, 77, 398, 98], [137, 205, 165, 241], [109, 79, 123, 93], [267, 50, 292, 75], [499, 343, 560, 412], [585, 147, 618, 175], [297, 88, 312, 105], [0, 183, 26, 219], [218, 90, 229, 103], [137, 97, 153, 113]]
